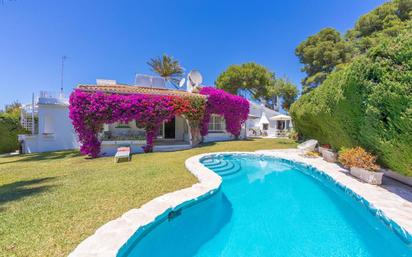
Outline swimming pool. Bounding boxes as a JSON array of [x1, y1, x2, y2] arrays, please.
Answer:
[[119, 154, 412, 257]]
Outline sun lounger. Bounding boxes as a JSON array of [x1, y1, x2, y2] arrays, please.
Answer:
[[297, 139, 318, 154], [114, 146, 131, 163]]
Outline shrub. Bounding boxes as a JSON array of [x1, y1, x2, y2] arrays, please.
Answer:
[[304, 151, 320, 158], [69, 87, 248, 157], [290, 31, 412, 176], [288, 129, 299, 141], [338, 147, 380, 171], [69, 90, 207, 157], [0, 112, 26, 154]]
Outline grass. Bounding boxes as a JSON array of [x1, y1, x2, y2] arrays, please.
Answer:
[[0, 138, 296, 257]]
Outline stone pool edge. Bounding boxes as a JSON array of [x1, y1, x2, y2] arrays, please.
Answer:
[[68, 153, 222, 257]]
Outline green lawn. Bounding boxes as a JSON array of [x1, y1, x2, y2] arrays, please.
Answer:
[[0, 138, 296, 257]]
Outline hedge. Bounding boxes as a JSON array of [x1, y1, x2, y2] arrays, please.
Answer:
[[290, 32, 412, 176], [0, 113, 23, 154]]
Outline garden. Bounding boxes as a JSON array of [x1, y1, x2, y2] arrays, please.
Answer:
[[0, 138, 296, 257]]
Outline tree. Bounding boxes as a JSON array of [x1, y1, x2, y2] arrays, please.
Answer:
[[397, 0, 412, 20], [296, 0, 412, 95], [272, 79, 298, 111], [215, 62, 274, 100], [295, 28, 353, 94], [215, 63, 298, 110], [262, 78, 298, 111], [147, 54, 184, 88], [346, 0, 412, 53], [4, 101, 21, 115]]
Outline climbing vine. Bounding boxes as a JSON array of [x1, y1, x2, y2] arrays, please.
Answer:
[[69, 87, 249, 157], [199, 87, 249, 137], [69, 89, 206, 157]]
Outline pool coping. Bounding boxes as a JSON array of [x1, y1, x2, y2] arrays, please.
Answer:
[[69, 150, 412, 256]]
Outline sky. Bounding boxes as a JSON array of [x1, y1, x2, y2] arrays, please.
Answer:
[[0, 0, 387, 108]]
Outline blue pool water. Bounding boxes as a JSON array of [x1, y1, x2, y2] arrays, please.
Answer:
[[120, 154, 412, 257]]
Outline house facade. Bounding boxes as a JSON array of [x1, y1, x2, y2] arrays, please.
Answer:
[[18, 92, 79, 153], [19, 77, 291, 155], [246, 101, 293, 137]]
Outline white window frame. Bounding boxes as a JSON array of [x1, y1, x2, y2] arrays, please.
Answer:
[[208, 114, 226, 133]]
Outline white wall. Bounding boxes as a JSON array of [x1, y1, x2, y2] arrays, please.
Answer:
[[203, 132, 233, 142], [21, 104, 79, 153], [175, 116, 187, 141]]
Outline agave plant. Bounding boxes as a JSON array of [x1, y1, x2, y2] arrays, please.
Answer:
[[147, 54, 184, 88]]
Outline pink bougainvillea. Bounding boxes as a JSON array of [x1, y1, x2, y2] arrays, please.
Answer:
[[199, 87, 249, 137], [69, 89, 206, 157], [69, 86, 249, 158]]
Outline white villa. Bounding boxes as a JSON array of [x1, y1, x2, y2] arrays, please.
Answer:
[[18, 76, 292, 155], [247, 101, 292, 138]]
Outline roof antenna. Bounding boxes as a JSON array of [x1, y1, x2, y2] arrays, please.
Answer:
[[60, 55, 67, 94]]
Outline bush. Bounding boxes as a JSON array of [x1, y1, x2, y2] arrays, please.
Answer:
[[0, 113, 23, 154], [338, 147, 380, 171], [288, 129, 299, 141], [290, 31, 412, 176]]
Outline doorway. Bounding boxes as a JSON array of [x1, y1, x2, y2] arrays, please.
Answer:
[[164, 117, 176, 139]]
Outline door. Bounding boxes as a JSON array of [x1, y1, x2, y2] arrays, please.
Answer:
[[164, 117, 175, 139]]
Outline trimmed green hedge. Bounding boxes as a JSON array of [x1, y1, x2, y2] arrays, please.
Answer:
[[290, 32, 412, 176], [0, 113, 24, 154]]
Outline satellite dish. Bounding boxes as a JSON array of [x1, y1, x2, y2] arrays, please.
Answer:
[[178, 78, 186, 88], [188, 70, 203, 86]]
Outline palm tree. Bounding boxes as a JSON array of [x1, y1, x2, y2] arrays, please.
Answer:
[[147, 54, 184, 88]]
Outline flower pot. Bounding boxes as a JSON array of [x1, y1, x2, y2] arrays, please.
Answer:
[[350, 167, 383, 185], [322, 149, 337, 163], [318, 146, 327, 155]]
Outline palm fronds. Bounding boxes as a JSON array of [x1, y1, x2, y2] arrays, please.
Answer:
[[147, 54, 184, 87]]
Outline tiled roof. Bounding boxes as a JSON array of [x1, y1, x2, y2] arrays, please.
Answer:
[[77, 84, 206, 97]]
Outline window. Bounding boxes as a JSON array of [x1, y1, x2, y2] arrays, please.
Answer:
[[262, 123, 269, 130], [114, 121, 131, 129], [277, 121, 285, 130], [157, 123, 164, 138], [208, 115, 226, 132]]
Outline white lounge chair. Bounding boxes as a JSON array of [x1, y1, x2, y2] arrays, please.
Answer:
[[114, 146, 131, 163], [297, 139, 318, 154]]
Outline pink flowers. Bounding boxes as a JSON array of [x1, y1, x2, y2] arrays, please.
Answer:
[[199, 87, 249, 137], [69, 87, 248, 158]]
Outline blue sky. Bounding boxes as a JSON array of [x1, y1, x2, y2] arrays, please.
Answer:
[[0, 0, 386, 108]]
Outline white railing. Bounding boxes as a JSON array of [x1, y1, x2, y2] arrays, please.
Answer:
[[20, 103, 38, 134], [38, 91, 69, 105]]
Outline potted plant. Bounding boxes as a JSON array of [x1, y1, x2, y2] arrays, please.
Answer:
[[338, 147, 383, 185], [318, 144, 330, 155], [318, 144, 337, 163]]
